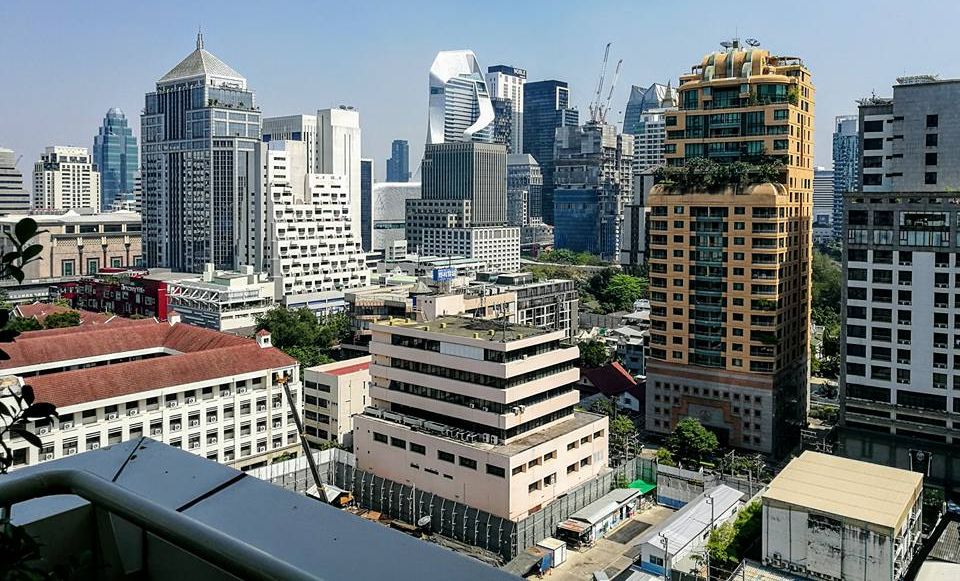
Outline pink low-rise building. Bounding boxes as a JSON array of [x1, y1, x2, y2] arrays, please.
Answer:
[[353, 316, 608, 520]]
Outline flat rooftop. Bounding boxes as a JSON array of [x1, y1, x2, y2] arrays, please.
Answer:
[[762, 451, 922, 531], [381, 315, 553, 342]]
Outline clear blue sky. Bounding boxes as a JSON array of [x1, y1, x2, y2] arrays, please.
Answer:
[[1, 0, 956, 184]]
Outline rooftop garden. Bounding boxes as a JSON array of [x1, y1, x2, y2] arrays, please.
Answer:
[[654, 156, 786, 192]]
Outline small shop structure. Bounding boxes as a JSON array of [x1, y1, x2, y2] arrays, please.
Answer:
[[556, 488, 642, 548], [636, 484, 744, 578]]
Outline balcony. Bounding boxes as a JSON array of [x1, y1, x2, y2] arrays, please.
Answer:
[[0, 439, 508, 581]]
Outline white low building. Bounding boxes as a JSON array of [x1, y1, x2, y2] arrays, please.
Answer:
[[2, 317, 302, 471], [761, 451, 923, 581], [303, 356, 371, 448], [166, 264, 275, 333], [636, 485, 745, 578]]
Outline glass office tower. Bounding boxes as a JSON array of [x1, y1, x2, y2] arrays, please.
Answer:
[[93, 108, 138, 210]]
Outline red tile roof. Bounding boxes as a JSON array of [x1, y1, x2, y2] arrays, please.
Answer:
[[580, 361, 639, 398], [1, 320, 297, 408], [13, 302, 152, 328], [325, 361, 370, 377]]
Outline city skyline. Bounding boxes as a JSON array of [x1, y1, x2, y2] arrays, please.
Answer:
[[2, 0, 957, 187]]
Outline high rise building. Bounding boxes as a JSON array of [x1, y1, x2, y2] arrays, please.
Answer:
[[262, 115, 318, 173], [507, 154, 553, 254], [353, 316, 608, 521], [386, 139, 410, 182], [623, 83, 669, 135], [813, 167, 835, 242], [370, 181, 421, 251], [263, 139, 370, 313], [840, 76, 960, 487], [0, 147, 31, 214], [490, 97, 515, 151], [405, 142, 520, 272], [523, 80, 579, 224], [360, 158, 374, 251], [427, 50, 494, 145], [93, 108, 139, 210], [552, 122, 634, 260], [141, 33, 261, 272], [33, 146, 101, 211], [832, 115, 859, 240], [486, 65, 526, 153], [645, 40, 814, 455]]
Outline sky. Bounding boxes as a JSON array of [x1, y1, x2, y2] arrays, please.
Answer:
[[1, 0, 958, 186]]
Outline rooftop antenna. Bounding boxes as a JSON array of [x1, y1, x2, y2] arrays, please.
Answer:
[[196, 26, 204, 50], [745, 38, 761, 47]]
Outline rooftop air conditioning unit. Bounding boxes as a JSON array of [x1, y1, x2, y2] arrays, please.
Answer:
[[208, 438, 218, 445], [190, 442, 200, 449], [469, 403, 476, 409], [258, 426, 266, 432], [220, 391, 230, 398], [238, 387, 249, 394], [107, 413, 119, 420], [89, 443, 100, 450], [190, 420, 200, 427], [490, 436, 499, 445], [152, 428, 162, 436], [128, 409, 139, 416], [43, 453, 54, 461], [66, 449, 77, 456], [61, 421, 74, 429], [257, 406, 266, 412], [186, 397, 197, 404], [167, 401, 179, 408], [38, 427, 50, 435], [257, 446, 267, 453]]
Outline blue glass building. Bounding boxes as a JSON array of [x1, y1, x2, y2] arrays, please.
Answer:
[[522, 80, 578, 224], [93, 108, 138, 210], [386, 139, 410, 182], [360, 158, 373, 251], [552, 189, 599, 254], [832, 115, 859, 240]]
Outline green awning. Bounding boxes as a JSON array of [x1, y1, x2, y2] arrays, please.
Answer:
[[628, 479, 656, 494]]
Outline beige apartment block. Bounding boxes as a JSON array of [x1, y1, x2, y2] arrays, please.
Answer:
[[354, 316, 608, 520], [303, 356, 371, 448]]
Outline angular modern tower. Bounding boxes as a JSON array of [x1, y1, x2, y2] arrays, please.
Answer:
[[141, 32, 262, 272], [645, 40, 814, 456], [427, 50, 495, 145], [523, 80, 579, 224], [93, 108, 139, 210], [622, 83, 669, 136], [0, 148, 31, 214]]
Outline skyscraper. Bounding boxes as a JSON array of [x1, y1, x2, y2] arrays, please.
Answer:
[[405, 142, 519, 272], [141, 32, 261, 272], [93, 108, 138, 210], [490, 97, 514, 152], [360, 158, 373, 251], [262, 115, 319, 173], [552, 123, 634, 260], [813, 167, 834, 242], [486, 65, 526, 153], [832, 115, 859, 240], [33, 146, 101, 211], [645, 40, 814, 456], [840, 77, 960, 486], [386, 139, 410, 182], [426, 50, 494, 145], [0, 147, 31, 214], [622, 83, 669, 135], [523, 80, 579, 224]]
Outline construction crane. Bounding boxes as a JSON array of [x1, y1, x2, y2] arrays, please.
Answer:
[[599, 58, 623, 124], [588, 43, 612, 123]]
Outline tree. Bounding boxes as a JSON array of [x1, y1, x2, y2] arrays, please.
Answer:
[[655, 447, 676, 467], [255, 307, 352, 368], [667, 417, 719, 464], [281, 345, 334, 368], [600, 273, 648, 312], [5, 317, 42, 333], [42, 310, 81, 329], [578, 339, 611, 369], [707, 500, 762, 568], [811, 249, 841, 325], [610, 414, 636, 440], [589, 397, 615, 417]]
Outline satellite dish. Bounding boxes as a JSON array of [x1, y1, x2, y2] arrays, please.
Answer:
[[720, 41, 733, 48], [746, 38, 760, 47]]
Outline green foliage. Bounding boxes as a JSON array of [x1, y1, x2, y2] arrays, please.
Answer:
[[578, 339, 611, 369], [813, 322, 841, 379], [809, 404, 838, 423], [812, 249, 841, 324], [581, 268, 648, 314], [589, 397, 615, 417], [536, 249, 607, 266], [255, 308, 353, 368], [5, 317, 42, 333], [923, 487, 945, 533], [655, 156, 786, 191], [613, 473, 629, 489], [707, 500, 762, 565], [667, 417, 719, 464], [610, 414, 636, 439], [41, 310, 81, 329], [655, 447, 676, 467]]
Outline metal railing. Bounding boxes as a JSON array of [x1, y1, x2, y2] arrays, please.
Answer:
[[0, 468, 317, 581]]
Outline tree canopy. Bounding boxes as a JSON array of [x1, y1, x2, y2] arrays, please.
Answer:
[[42, 310, 81, 329], [811, 249, 841, 326], [578, 339, 611, 369], [667, 417, 719, 464], [707, 500, 762, 566], [255, 308, 352, 367]]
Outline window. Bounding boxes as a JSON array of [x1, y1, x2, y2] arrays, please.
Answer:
[[863, 138, 883, 150], [926, 133, 938, 147], [927, 114, 939, 128], [459, 457, 477, 470], [863, 120, 885, 132], [438, 450, 455, 463], [926, 153, 938, 166], [863, 174, 882, 186], [528, 480, 542, 493], [86, 258, 99, 274], [110, 257, 123, 268], [486, 464, 505, 478], [410, 442, 426, 455], [372, 432, 387, 444], [926, 172, 938, 185], [61, 260, 75, 276]]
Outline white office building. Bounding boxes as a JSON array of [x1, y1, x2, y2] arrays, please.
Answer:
[[166, 264, 276, 333], [485, 65, 526, 153], [0, 147, 31, 214], [33, 146, 101, 212], [427, 50, 495, 145], [263, 139, 370, 313]]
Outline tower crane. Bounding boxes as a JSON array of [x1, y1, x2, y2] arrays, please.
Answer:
[[588, 43, 612, 123], [599, 58, 623, 124]]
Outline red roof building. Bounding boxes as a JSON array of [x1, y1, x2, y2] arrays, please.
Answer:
[[579, 361, 644, 413]]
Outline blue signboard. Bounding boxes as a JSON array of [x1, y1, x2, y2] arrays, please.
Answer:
[[432, 267, 456, 282]]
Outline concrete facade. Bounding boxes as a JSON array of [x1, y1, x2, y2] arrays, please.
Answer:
[[166, 264, 275, 333], [303, 356, 371, 448], [33, 146, 101, 212]]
